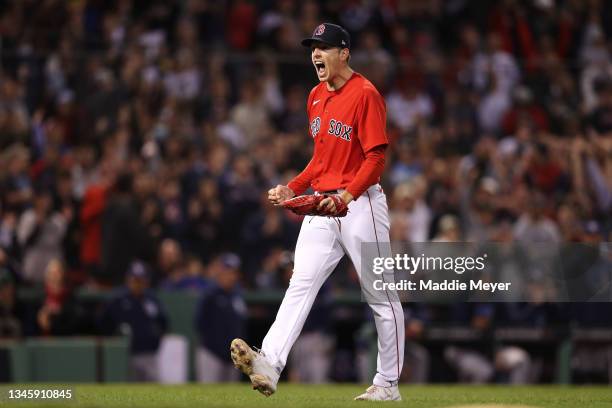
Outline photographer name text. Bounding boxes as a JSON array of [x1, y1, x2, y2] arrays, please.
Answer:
[[373, 279, 511, 293]]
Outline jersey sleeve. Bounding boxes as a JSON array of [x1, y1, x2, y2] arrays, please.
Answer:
[[287, 156, 316, 196], [345, 145, 386, 198], [356, 86, 388, 153]]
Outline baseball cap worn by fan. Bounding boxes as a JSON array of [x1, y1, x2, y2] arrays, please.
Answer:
[[301, 23, 351, 49]]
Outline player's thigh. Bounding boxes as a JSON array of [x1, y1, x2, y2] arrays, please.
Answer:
[[341, 193, 392, 278], [292, 216, 344, 286]]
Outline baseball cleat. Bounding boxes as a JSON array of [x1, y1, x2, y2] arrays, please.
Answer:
[[230, 338, 279, 397], [354, 385, 402, 401]]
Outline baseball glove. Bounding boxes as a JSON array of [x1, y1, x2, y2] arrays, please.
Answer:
[[280, 194, 349, 217]]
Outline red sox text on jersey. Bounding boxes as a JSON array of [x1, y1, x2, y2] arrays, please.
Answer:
[[299, 72, 388, 193]]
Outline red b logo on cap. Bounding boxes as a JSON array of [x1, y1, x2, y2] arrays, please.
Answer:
[[314, 24, 325, 36]]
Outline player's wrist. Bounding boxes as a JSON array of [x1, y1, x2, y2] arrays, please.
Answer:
[[339, 191, 353, 204], [285, 182, 300, 197]]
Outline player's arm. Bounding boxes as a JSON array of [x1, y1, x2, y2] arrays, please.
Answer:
[[345, 144, 386, 199]]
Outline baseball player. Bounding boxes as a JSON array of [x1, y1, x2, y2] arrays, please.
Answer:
[[230, 23, 405, 401]]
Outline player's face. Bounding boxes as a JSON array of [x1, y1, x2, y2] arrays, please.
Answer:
[[311, 42, 343, 82]]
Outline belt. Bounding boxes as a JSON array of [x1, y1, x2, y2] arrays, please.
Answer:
[[319, 190, 339, 194]]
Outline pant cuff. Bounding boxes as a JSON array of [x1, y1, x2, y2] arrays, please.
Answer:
[[373, 373, 398, 387]]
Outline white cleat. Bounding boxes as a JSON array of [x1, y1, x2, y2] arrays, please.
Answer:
[[354, 385, 402, 401], [230, 338, 279, 397]]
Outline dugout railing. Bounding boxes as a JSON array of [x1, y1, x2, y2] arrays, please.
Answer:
[[1, 288, 610, 384]]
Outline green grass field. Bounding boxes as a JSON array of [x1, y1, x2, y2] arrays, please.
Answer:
[[1, 384, 611, 408]]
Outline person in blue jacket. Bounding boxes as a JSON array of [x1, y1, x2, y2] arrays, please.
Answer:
[[194, 252, 247, 382], [99, 260, 167, 381]]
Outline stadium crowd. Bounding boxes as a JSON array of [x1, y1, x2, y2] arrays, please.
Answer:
[[0, 0, 611, 384]]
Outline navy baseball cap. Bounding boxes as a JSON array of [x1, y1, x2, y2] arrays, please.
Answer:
[[220, 252, 241, 269], [301, 23, 351, 49], [127, 261, 150, 279], [583, 220, 602, 236]]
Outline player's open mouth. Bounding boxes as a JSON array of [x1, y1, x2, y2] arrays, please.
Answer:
[[314, 61, 326, 76]]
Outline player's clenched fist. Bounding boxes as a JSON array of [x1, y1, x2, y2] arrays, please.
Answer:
[[318, 191, 353, 214], [268, 185, 295, 205]]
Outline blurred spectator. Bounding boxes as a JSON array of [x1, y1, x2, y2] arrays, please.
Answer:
[[227, 0, 257, 50], [241, 190, 298, 280], [581, 59, 612, 115], [55, 171, 80, 271], [185, 177, 223, 262], [0, 77, 30, 147], [388, 143, 424, 187], [0, 211, 19, 261], [352, 30, 394, 91], [570, 136, 611, 215], [473, 33, 520, 134], [100, 173, 154, 286], [17, 189, 70, 284], [36, 259, 82, 336], [255, 249, 292, 289], [257, 0, 298, 47], [278, 85, 308, 133], [159, 241, 210, 292], [230, 82, 273, 148], [164, 49, 201, 102], [501, 86, 550, 135], [99, 261, 168, 382], [386, 79, 433, 135], [0, 267, 21, 338], [2, 144, 32, 213], [156, 238, 183, 285], [586, 79, 612, 134], [172, 255, 210, 292], [71, 145, 100, 199], [219, 154, 261, 247], [390, 179, 432, 242], [79, 163, 115, 279], [513, 193, 561, 243], [432, 214, 461, 242], [471, 32, 520, 96], [194, 252, 246, 382]]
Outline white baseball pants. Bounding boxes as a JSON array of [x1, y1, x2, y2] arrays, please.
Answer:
[[262, 184, 405, 386]]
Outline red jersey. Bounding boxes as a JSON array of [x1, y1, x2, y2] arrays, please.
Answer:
[[288, 72, 388, 196]]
